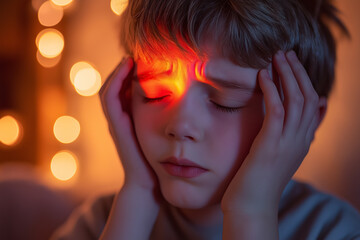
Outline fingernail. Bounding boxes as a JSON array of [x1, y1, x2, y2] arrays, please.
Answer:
[[286, 50, 297, 60], [275, 50, 286, 61]]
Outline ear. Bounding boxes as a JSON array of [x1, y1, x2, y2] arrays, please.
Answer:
[[311, 96, 327, 141]]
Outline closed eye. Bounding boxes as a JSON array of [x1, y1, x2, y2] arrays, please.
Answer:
[[142, 95, 170, 103], [210, 101, 243, 113], [142, 96, 243, 113]]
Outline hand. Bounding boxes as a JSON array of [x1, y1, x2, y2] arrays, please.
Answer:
[[221, 50, 324, 213], [99, 58, 158, 190], [99, 58, 161, 240]]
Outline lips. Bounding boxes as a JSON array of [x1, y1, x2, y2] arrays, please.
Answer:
[[160, 157, 208, 178]]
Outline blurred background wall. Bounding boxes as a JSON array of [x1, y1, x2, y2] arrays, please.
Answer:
[[295, 0, 360, 210], [0, 0, 359, 228]]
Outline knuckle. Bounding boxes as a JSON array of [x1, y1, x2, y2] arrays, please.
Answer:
[[100, 97, 112, 113], [303, 93, 319, 114], [98, 85, 107, 98], [99, 91, 107, 104], [271, 103, 285, 119]]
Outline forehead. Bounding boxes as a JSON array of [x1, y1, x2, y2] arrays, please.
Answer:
[[136, 51, 212, 78], [134, 37, 260, 91], [135, 59, 259, 93], [135, 34, 223, 70]]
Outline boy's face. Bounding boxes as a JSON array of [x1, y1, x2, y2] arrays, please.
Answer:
[[131, 42, 265, 209]]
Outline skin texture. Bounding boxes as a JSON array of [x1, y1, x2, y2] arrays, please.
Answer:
[[99, 43, 327, 239]]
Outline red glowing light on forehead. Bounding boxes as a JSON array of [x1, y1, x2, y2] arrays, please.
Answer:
[[136, 57, 188, 99], [135, 42, 218, 100], [136, 56, 222, 101]]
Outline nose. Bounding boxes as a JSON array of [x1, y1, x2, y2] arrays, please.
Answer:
[[164, 92, 204, 142]]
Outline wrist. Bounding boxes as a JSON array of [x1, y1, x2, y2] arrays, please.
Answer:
[[222, 204, 278, 220], [100, 183, 160, 240], [221, 194, 280, 215], [222, 197, 279, 240], [223, 210, 279, 240]]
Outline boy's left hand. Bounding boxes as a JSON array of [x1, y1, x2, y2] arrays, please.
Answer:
[[221, 50, 323, 214]]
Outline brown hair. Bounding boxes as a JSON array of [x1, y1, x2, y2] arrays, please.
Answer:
[[119, 0, 349, 97]]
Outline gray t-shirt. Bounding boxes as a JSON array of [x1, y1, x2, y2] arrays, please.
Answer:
[[51, 180, 360, 240]]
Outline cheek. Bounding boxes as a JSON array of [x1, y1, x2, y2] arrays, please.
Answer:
[[237, 103, 265, 154], [240, 109, 264, 142], [131, 101, 164, 161], [132, 98, 151, 145], [132, 108, 154, 140], [210, 106, 264, 173]]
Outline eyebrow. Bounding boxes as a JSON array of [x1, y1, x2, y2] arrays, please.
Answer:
[[133, 70, 170, 82], [134, 69, 259, 92], [204, 76, 257, 91]]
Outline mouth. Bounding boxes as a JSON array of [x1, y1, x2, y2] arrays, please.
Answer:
[[160, 156, 208, 178]]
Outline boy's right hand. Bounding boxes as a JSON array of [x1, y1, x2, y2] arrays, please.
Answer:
[[99, 58, 158, 190], [99, 58, 160, 239]]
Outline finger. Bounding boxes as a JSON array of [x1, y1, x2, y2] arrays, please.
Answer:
[[99, 58, 134, 119], [252, 69, 284, 155], [100, 58, 134, 103], [273, 51, 304, 137], [100, 58, 126, 91], [99, 57, 129, 98], [285, 51, 319, 133], [268, 62, 284, 102], [100, 59, 142, 161]]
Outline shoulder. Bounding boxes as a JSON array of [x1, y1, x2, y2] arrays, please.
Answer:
[[50, 193, 115, 240], [279, 179, 360, 240]]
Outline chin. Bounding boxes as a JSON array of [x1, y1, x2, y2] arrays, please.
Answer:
[[160, 180, 219, 209]]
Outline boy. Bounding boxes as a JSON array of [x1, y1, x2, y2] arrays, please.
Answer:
[[52, 0, 360, 239]]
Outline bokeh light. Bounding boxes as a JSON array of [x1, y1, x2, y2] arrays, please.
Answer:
[[110, 0, 128, 15], [51, 0, 73, 7], [38, 1, 64, 27], [69, 61, 93, 85], [0, 115, 22, 146], [36, 29, 64, 58], [36, 49, 62, 68], [50, 151, 78, 181], [70, 62, 102, 96], [53, 116, 80, 144]]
